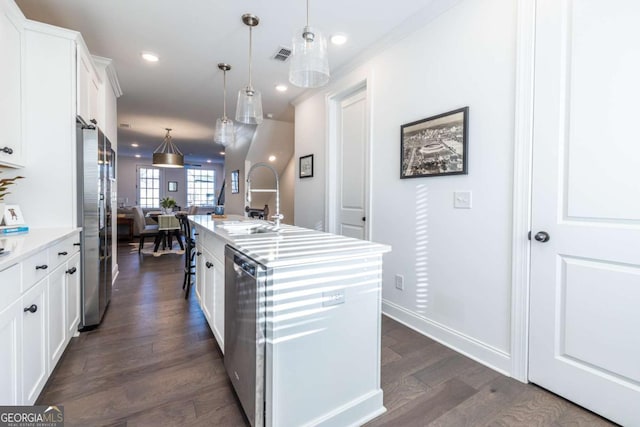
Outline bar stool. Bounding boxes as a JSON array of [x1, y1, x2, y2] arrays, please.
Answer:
[[177, 214, 196, 299]]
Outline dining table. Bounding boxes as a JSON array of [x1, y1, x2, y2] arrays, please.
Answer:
[[146, 211, 184, 252]]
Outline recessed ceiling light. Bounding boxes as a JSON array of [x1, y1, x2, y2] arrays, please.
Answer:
[[207, 159, 212, 163], [275, 84, 288, 92], [135, 154, 141, 158], [141, 52, 159, 62], [330, 34, 348, 45], [268, 155, 276, 162], [220, 151, 225, 156], [131, 143, 139, 147]]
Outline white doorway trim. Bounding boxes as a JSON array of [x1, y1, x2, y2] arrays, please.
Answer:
[[510, 0, 536, 383], [325, 71, 374, 238]]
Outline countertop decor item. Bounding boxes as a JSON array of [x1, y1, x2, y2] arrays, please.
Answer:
[[160, 197, 176, 214], [0, 172, 24, 201]]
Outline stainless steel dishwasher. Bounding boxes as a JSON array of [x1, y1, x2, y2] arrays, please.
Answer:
[[224, 245, 267, 427]]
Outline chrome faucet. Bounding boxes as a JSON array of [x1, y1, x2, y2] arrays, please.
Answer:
[[246, 162, 284, 228]]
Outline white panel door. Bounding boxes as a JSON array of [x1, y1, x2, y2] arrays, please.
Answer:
[[65, 253, 81, 339], [529, 1, 640, 425], [48, 265, 67, 370], [0, 300, 22, 405], [336, 90, 368, 240], [21, 278, 48, 405]]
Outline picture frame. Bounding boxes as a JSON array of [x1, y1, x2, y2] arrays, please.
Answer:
[[299, 154, 314, 178], [231, 170, 239, 194], [400, 107, 469, 178], [168, 181, 178, 192], [3, 204, 25, 226]]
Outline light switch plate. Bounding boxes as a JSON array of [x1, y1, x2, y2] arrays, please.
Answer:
[[454, 191, 472, 209]]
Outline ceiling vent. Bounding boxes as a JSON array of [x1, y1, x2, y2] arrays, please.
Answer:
[[119, 123, 131, 128], [184, 163, 202, 168], [272, 46, 292, 62]]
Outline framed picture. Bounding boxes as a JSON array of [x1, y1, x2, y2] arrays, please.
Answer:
[[231, 170, 239, 194], [400, 107, 469, 178], [3, 204, 25, 226], [168, 181, 178, 192], [299, 154, 314, 178]]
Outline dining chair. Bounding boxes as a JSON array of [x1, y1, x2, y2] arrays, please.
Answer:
[[187, 205, 198, 215], [133, 206, 159, 253], [177, 214, 196, 299]]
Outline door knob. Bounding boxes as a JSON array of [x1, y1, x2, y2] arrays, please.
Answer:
[[24, 304, 38, 313], [534, 231, 550, 242], [206, 261, 213, 269]]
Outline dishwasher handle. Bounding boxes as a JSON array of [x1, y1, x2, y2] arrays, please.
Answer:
[[234, 254, 257, 276]]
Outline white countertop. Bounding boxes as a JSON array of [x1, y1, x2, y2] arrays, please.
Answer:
[[0, 228, 81, 271], [189, 215, 390, 268]]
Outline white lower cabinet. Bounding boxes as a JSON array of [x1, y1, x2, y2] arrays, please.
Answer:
[[193, 225, 225, 352], [0, 230, 81, 405], [0, 299, 22, 405], [65, 253, 81, 338], [21, 278, 48, 405], [202, 248, 214, 323]]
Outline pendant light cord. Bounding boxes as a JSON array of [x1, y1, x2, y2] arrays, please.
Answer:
[[248, 26, 253, 89], [222, 69, 227, 119], [306, 0, 310, 27]]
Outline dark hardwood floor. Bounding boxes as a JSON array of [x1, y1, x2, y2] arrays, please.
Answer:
[[37, 242, 616, 426]]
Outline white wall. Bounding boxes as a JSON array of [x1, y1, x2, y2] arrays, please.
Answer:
[[116, 155, 224, 209], [224, 119, 295, 218], [294, 0, 516, 373]]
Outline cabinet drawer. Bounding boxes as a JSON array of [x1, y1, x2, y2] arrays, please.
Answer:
[[0, 263, 21, 313], [21, 250, 50, 294], [48, 233, 81, 269]]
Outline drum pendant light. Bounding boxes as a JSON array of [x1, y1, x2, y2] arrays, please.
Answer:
[[152, 128, 184, 168], [214, 63, 235, 146], [289, 0, 330, 88], [236, 14, 263, 125]]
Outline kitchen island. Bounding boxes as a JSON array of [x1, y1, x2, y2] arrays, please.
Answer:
[[189, 215, 390, 427]]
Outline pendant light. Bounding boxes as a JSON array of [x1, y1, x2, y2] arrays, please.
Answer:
[[236, 14, 263, 125], [152, 128, 184, 168], [214, 63, 235, 146], [289, 0, 330, 88]]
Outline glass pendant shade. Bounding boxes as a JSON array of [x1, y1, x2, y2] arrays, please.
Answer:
[[236, 87, 263, 125], [153, 128, 184, 168], [214, 117, 235, 146], [289, 25, 330, 88], [214, 63, 235, 146]]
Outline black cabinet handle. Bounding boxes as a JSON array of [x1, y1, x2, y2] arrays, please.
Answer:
[[66, 267, 77, 275], [58, 251, 68, 256], [194, 233, 199, 236], [73, 243, 81, 246], [36, 265, 48, 270], [196, 251, 202, 256], [23, 304, 37, 313], [206, 261, 213, 269], [1, 147, 13, 155]]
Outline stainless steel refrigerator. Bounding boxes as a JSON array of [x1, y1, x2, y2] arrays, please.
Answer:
[[76, 117, 112, 330]]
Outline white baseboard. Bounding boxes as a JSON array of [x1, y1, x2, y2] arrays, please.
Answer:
[[382, 299, 511, 376]]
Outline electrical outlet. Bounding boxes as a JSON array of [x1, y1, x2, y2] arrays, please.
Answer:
[[323, 290, 345, 307], [454, 191, 472, 209], [395, 274, 404, 290]]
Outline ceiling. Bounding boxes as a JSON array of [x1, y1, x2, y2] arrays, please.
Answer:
[[15, 0, 437, 164]]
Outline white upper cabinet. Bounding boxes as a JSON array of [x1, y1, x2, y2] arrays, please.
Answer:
[[0, 1, 24, 168], [77, 43, 101, 126], [92, 56, 122, 144]]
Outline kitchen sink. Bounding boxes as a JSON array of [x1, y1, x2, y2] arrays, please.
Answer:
[[218, 221, 280, 235]]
